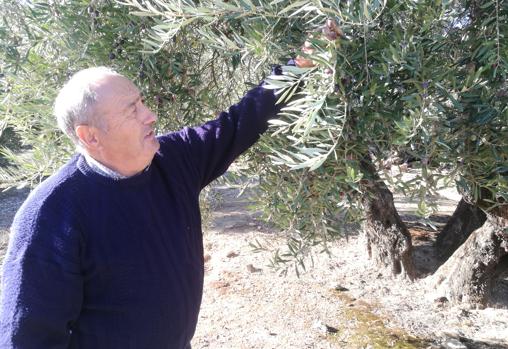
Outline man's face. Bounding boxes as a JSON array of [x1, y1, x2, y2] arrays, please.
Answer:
[[93, 75, 160, 175]]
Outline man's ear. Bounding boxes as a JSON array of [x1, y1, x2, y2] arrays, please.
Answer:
[[75, 125, 101, 150]]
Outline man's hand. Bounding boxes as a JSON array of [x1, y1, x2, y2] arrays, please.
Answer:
[[294, 18, 343, 68], [295, 39, 316, 68]]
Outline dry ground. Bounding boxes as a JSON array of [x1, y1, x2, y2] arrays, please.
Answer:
[[0, 183, 507, 349], [191, 184, 508, 349]]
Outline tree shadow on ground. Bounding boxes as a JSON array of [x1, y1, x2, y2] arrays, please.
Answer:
[[402, 213, 449, 277], [0, 187, 30, 230], [206, 184, 277, 235], [454, 336, 508, 349]]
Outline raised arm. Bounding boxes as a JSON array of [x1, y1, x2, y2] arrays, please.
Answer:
[[178, 84, 280, 189]]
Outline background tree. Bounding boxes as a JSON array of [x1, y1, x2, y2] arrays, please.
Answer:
[[0, 0, 252, 185], [428, 0, 508, 305]]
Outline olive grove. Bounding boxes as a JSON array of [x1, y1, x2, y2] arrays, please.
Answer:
[[1, 0, 507, 306]]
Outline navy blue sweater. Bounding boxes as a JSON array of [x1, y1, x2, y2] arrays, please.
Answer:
[[0, 86, 279, 348]]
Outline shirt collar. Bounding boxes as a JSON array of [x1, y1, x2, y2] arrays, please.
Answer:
[[81, 151, 128, 180]]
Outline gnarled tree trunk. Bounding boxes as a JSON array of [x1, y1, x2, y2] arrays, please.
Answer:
[[431, 209, 508, 306], [435, 198, 487, 263], [360, 157, 416, 280]]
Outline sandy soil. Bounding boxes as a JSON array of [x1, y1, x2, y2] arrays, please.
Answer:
[[0, 183, 507, 349], [193, 184, 508, 349]]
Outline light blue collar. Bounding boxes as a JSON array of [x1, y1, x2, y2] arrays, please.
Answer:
[[81, 152, 128, 180]]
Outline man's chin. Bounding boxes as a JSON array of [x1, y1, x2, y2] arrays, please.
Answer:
[[153, 138, 160, 150], [150, 139, 161, 155]]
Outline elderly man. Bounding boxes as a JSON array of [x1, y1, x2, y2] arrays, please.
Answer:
[[0, 65, 285, 348]]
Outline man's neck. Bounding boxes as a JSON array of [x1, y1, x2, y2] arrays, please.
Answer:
[[79, 150, 128, 179]]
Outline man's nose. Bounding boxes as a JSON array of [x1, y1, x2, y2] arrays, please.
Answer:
[[141, 104, 157, 124]]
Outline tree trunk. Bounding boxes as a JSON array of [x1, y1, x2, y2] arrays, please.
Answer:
[[435, 198, 487, 263], [360, 157, 416, 280], [431, 209, 508, 306]]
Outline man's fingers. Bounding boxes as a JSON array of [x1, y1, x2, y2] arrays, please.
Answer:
[[297, 40, 316, 67], [302, 36, 315, 52], [295, 55, 315, 68], [295, 18, 343, 68]]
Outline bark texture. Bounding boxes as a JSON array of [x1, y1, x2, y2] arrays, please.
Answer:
[[360, 157, 416, 280], [435, 198, 487, 263], [431, 210, 508, 306]]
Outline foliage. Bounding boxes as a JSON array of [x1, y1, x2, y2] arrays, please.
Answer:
[[0, 0, 253, 187], [1, 0, 507, 273], [122, 0, 508, 272], [434, 0, 508, 210]]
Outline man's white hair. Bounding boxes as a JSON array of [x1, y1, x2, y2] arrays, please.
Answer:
[[54, 66, 122, 145]]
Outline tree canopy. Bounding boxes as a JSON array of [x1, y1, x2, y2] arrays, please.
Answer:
[[1, 0, 507, 278]]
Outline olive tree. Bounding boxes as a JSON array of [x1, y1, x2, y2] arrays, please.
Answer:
[[125, 0, 508, 304], [427, 0, 508, 305], [2, 0, 506, 305]]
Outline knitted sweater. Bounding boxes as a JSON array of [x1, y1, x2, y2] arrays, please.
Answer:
[[0, 86, 279, 349]]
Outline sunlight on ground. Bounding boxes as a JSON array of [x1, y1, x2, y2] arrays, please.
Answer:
[[330, 290, 433, 349]]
